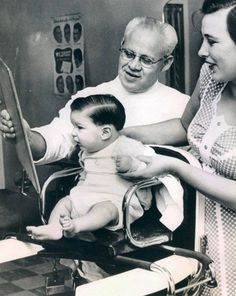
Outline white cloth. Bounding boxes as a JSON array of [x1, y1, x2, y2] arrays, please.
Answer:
[[155, 175, 184, 231], [33, 76, 189, 165], [120, 142, 184, 231]]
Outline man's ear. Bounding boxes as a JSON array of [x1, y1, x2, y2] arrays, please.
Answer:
[[101, 125, 112, 140], [160, 55, 174, 72]]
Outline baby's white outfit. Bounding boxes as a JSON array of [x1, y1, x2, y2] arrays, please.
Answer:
[[69, 135, 153, 230]]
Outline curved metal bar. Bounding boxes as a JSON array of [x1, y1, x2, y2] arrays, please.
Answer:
[[39, 167, 83, 224], [156, 246, 217, 294], [182, 263, 203, 296], [151, 262, 176, 295], [158, 245, 214, 270], [122, 176, 171, 248], [206, 263, 217, 288], [176, 263, 216, 295]]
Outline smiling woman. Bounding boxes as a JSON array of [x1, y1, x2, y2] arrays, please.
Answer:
[[199, 5, 236, 83], [122, 1, 236, 295]]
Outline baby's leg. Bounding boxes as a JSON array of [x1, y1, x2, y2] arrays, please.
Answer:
[[26, 197, 72, 240], [61, 201, 119, 237]]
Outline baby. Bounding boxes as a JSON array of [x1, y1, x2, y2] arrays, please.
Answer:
[[27, 94, 154, 240]]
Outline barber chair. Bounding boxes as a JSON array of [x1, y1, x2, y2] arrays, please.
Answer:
[[2, 146, 216, 296]]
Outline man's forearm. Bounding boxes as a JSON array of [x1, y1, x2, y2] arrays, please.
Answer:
[[28, 130, 47, 160], [122, 118, 188, 146]]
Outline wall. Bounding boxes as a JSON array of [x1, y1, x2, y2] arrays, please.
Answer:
[[187, 0, 204, 94], [163, 0, 203, 95]]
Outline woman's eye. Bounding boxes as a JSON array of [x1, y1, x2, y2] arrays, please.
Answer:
[[208, 39, 216, 46]]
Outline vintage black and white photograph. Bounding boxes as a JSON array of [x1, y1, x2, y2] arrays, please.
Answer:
[[0, 0, 235, 295]]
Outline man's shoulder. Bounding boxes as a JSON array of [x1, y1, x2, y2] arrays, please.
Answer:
[[155, 82, 189, 100]]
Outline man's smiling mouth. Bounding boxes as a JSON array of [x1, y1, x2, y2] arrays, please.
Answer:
[[124, 70, 140, 78]]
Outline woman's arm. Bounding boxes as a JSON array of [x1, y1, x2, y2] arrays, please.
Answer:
[[121, 154, 236, 211], [173, 158, 236, 211], [122, 80, 201, 146]]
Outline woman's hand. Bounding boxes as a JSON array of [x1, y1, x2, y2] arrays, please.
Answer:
[[119, 154, 178, 180]]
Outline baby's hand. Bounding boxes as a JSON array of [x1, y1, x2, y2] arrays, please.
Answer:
[[60, 214, 72, 230], [59, 214, 75, 237], [116, 155, 133, 173]]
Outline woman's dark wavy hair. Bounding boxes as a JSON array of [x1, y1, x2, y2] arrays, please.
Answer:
[[70, 94, 126, 131], [201, 0, 236, 43]]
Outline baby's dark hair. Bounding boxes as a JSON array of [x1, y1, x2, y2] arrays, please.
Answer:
[[70, 94, 126, 131]]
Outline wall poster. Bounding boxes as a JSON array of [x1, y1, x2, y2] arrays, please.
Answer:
[[52, 13, 85, 96]]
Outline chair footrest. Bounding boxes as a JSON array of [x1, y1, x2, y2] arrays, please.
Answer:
[[12, 228, 172, 261]]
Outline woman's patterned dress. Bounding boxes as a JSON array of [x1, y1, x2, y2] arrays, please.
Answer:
[[188, 63, 236, 296]]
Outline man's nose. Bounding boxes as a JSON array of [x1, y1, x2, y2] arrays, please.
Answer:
[[127, 56, 142, 70]]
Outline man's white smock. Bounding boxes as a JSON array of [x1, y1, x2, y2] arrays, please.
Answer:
[[34, 76, 189, 165]]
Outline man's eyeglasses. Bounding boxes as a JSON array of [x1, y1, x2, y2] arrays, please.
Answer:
[[119, 48, 164, 68]]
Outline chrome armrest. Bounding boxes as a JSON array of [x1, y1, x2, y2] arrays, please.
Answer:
[[39, 167, 83, 224], [122, 177, 171, 248], [152, 245, 217, 295]]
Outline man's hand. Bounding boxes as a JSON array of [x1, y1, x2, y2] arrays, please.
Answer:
[[0, 109, 16, 138], [0, 109, 31, 139]]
